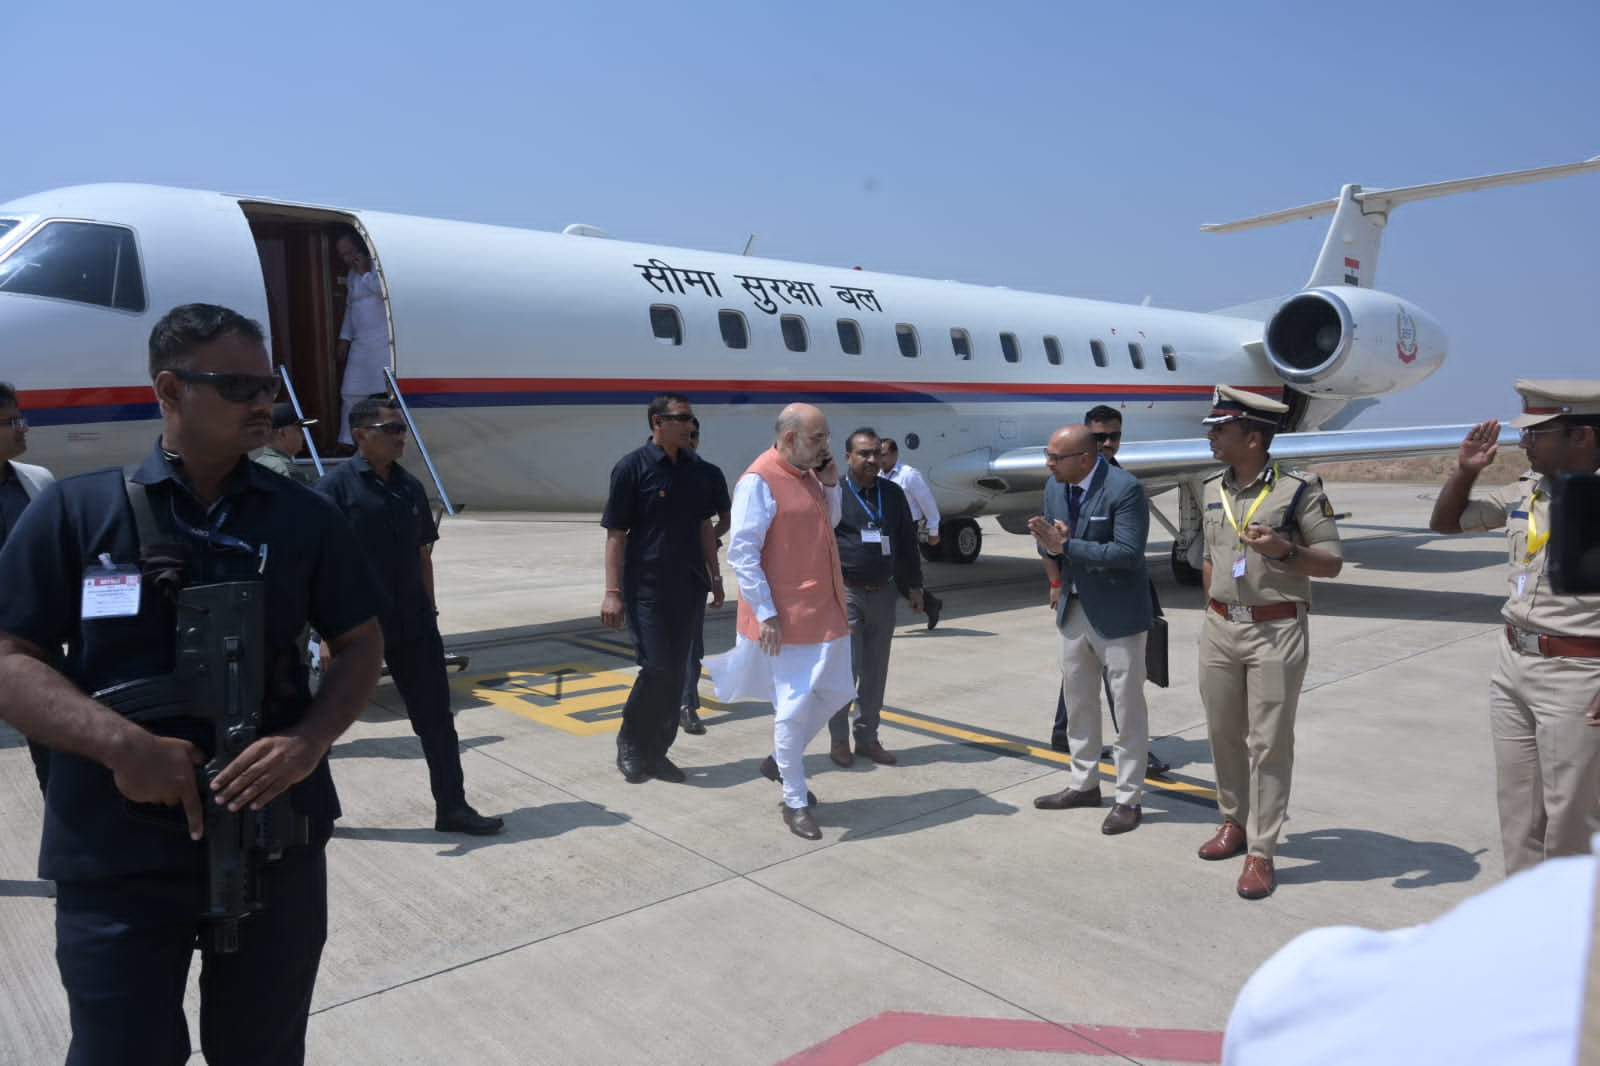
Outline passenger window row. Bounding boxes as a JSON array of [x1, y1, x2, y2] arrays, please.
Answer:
[[650, 304, 1179, 371]]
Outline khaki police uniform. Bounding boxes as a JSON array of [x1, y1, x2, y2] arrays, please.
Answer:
[[1199, 392, 1342, 862], [1456, 381, 1600, 875]]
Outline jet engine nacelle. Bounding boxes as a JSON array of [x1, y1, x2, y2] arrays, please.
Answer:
[[1262, 287, 1446, 399]]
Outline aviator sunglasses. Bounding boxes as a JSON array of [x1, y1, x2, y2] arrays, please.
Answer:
[[172, 368, 281, 404]]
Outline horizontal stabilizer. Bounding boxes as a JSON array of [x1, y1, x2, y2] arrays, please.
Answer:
[[1201, 156, 1600, 234]]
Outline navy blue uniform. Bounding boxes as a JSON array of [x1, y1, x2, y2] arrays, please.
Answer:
[[0, 443, 380, 1065], [317, 456, 468, 811], [680, 453, 731, 713], [0, 464, 52, 789], [601, 442, 714, 762]]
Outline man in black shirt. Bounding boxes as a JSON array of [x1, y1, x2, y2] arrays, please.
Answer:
[[0, 304, 385, 1065], [827, 427, 924, 768], [0, 380, 56, 792], [601, 393, 723, 782], [317, 396, 503, 836], [679, 417, 731, 736]]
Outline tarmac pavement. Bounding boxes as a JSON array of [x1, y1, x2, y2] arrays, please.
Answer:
[[0, 483, 1514, 1064]]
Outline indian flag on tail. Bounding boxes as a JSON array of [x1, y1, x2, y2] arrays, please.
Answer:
[[1343, 256, 1360, 285]]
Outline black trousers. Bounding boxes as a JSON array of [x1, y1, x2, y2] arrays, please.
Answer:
[[384, 623, 467, 811], [621, 593, 696, 762], [54, 843, 327, 1066], [680, 593, 708, 711], [28, 737, 50, 793]]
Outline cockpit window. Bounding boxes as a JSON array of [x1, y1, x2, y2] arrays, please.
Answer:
[[0, 220, 147, 312], [0, 219, 18, 241]]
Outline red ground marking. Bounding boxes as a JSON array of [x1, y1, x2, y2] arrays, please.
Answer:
[[776, 1011, 1223, 1065]]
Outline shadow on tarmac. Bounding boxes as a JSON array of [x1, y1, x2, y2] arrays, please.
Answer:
[[0, 879, 52, 898], [334, 800, 632, 853], [1304, 582, 1504, 622], [1274, 828, 1486, 889]]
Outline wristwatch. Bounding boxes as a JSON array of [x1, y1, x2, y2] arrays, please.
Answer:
[[1274, 544, 1301, 563]]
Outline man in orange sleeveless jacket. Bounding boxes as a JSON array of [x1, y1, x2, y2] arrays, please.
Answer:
[[708, 403, 856, 841]]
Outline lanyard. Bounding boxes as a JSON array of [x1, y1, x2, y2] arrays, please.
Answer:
[[1220, 463, 1278, 547], [846, 477, 883, 526], [1525, 488, 1549, 563], [167, 495, 257, 556]]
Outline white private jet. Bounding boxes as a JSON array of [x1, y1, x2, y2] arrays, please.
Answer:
[[1, 156, 1595, 579]]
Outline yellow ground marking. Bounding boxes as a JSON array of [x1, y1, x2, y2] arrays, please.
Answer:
[[450, 646, 1215, 800], [879, 710, 1218, 800], [452, 661, 636, 736]]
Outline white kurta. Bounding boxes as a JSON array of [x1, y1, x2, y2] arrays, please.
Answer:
[[338, 269, 390, 442], [706, 472, 854, 809]]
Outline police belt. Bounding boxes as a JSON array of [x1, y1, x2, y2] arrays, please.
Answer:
[[1505, 624, 1600, 659], [1208, 598, 1300, 624], [844, 578, 888, 592]]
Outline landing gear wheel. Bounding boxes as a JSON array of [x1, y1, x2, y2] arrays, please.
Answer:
[[1172, 541, 1202, 586], [943, 518, 982, 565]]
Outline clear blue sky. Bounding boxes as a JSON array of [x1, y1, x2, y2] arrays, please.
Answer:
[[8, 0, 1597, 427]]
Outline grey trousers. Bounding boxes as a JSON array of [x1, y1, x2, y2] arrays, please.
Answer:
[[829, 583, 898, 744]]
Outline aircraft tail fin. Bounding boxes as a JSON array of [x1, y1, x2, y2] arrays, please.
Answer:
[[1201, 156, 1600, 290]]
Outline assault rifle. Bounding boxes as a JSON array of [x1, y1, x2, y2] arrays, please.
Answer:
[[92, 581, 306, 953]]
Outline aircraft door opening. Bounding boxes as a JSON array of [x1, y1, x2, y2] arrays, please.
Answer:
[[239, 202, 393, 453]]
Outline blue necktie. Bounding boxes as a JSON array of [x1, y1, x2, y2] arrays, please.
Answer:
[[1067, 485, 1084, 536]]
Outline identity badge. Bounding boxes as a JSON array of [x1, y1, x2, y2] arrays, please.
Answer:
[[1232, 554, 1248, 579], [82, 553, 141, 619]]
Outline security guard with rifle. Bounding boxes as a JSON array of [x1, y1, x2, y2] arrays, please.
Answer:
[[0, 305, 384, 1066]]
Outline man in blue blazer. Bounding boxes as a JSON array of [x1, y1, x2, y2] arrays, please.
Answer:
[[1029, 423, 1153, 834]]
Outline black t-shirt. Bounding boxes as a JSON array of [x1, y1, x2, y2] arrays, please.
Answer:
[[316, 456, 436, 638], [601, 442, 715, 601], [0, 444, 381, 881]]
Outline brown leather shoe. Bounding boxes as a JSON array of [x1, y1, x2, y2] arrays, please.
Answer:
[[1237, 855, 1276, 899], [1100, 803, 1142, 835], [855, 739, 898, 765], [782, 803, 822, 840], [1198, 820, 1246, 861], [1033, 785, 1102, 810], [829, 740, 854, 767]]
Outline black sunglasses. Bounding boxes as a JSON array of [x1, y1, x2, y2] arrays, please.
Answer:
[[359, 421, 408, 435], [172, 368, 280, 404], [655, 412, 695, 423], [1092, 431, 1123, 442]]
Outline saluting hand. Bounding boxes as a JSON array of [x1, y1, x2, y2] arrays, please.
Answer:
[[109, 733, 206, 840], [211, 732, 323, 813], [1458, 420, 1501, 473]]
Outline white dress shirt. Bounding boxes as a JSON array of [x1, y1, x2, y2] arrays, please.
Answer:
[[883, 462, 940, 529]]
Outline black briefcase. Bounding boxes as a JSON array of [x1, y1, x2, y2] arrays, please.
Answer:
[[1145, 583, 1170, 688]]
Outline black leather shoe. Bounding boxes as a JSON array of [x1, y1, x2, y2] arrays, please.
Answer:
[[651, 755, 687, 783], [617, 750, 649, 784], [680, 706, 707, 735], [782, 803, 822, 840], [759, 755, 816, 806], [1049, 736, 1070, 754], [925, 592, 943, 631], [1146, 750, 1172, 779], [435, 806, 505, 836]]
